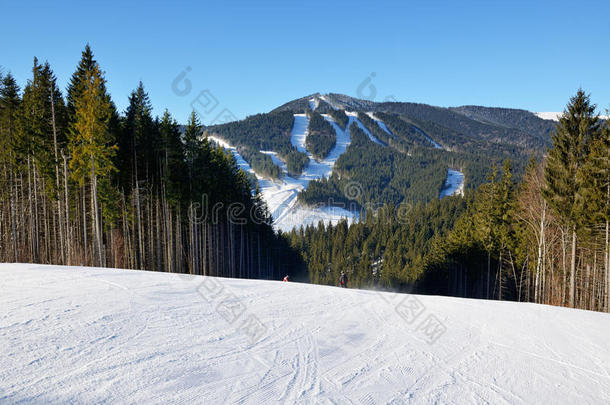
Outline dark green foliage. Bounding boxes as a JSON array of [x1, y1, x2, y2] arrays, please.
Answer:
[[299, 123, 447, 207], [306, 111, 336, 160], [543, 89, 602, 228], [328, 109, 348, 130], [357, 112, 391, 145], [287, 197, 468, 289], [375, 112, 431, 149], [208, 111, 307, 177], [237, 147, 282, 180]]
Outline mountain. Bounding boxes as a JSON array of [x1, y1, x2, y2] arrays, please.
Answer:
[[3, 263, 609, 403]]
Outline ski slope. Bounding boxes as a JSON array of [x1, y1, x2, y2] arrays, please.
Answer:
[[366, 112, 394, 137], [209, 115, 357, 232], [348, 111, 385, 145], [440, 169, 465, 198], [2, 263, 610, 404]]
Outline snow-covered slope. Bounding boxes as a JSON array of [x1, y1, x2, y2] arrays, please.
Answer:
[[535, 111, 610, 121], [440, 169, 465, 198], [366, 112, 394, 137], [2, 264, 609, 404], [209, 114, 357, 232]]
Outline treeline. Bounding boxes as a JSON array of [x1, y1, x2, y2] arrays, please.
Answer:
[[424, 91, 610, 311], [207, 111, 308, 177], [0, 45, 301, 279], [306, 111, 337, 160], [285, 197, 467, 288], [291, 90, 610, 312]]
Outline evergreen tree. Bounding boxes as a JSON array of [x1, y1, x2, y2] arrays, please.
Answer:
[[68, 62, 117, 265], [543, 89, 602, 307]]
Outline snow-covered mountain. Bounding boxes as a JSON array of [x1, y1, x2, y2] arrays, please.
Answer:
[[2, 263, 609, 404], [208, 95, 468, 231]]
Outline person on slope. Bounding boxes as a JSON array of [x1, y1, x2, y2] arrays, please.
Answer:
[[339, 271, 348, 288], [283, 275, 290, 282]]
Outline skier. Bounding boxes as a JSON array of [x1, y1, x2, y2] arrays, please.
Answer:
[[339, 271, 347, 288], [283, 275, 290, 282]]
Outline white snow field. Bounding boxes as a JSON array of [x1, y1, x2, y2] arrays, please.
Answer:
[[535, 111, 609, 121], [2, 263, 610, 404], [440, 169, 465, 198]]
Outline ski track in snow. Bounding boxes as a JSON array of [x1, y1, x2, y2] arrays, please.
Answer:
[[347, 111, 385, 146], [366, 112, 394, 137], [2, 263, 610, 404]]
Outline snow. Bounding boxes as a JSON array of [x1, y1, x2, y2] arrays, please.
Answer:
[[535, 112, 610, 121], [207, 135, 255, 175], [534, 112, 563, 121], [346, 111, 385, 146], [3, 263, 610, 404], [366, 112, 394, 137], [440, 169, 465, 198], [208, 115, 357, 232], [308, 97, 318, 111], [318, 94, 339, 110], [412, 125, 443, 149]]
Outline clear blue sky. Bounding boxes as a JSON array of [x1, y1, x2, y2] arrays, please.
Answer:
[[2, 0, 609, 124]]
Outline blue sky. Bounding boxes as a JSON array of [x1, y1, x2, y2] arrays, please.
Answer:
[[1, 0, 609, 124]]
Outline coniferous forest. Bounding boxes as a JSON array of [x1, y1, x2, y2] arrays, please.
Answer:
[[287, 90, 610, 312], [0, 45, 302, 279]]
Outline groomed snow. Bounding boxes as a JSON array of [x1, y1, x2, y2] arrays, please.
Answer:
[[2, 263, 610, 404], [440, 169, 465, 198], [308, 97, 318, 111], [366, 112, 394, 137], [412, 125, 443, 149], [347, 111, 385, 146]]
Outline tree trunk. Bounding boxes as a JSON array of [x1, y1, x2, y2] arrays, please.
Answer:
[[570, 226, 577, 308]]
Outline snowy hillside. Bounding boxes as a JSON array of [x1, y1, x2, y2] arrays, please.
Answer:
[[535, 111, 610, 121], [2, 263, 609, 404]]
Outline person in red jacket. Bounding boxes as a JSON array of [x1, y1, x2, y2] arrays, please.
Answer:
[[283, 275, 290, 282], [339, 271, 347, 288]]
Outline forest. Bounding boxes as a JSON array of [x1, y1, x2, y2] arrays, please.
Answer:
[[327, 108, 348, 130], [305, 111, 337, 160], [289, 91, 610, 312], [206, 111, 309, 178], [0, 45, 302, 279], [299, 122, 447, 207]]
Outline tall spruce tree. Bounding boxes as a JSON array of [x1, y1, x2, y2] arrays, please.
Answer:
[[68, 62, 116, 266], [543, 89, 602, 307]]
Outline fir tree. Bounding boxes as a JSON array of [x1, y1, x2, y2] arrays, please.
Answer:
[[543, 89, 602, 307]]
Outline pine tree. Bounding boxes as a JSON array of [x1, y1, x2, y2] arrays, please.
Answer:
[[68, 62, 116, 266], [543, 89, 602, 307]]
